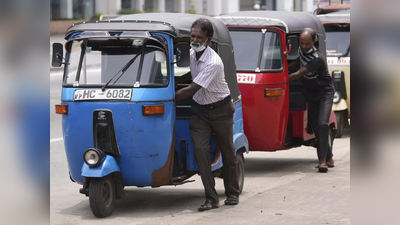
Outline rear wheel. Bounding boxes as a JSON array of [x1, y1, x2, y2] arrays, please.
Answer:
[[89, 176, 116, 218], [236, 153, 245, 194], [335, 111, 344, 138]]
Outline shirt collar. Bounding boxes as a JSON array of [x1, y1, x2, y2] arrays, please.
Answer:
[[190, 46, 210, 62]]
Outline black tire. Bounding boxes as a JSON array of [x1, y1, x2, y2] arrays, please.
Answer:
[[89, 176, 116, 218], [237, 153, 245, 194], [335, 111, 344, 138]]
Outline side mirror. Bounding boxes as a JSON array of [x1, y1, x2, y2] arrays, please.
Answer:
[[175, 42, 190, 67], [52, 43, 64, 67]]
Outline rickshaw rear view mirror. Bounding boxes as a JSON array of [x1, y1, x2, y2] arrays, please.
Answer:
[[52, 43, 64, 67], [176, 42, 190, 67]]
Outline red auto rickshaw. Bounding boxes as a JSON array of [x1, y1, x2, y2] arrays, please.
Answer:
[[216, 11, 337, 152]]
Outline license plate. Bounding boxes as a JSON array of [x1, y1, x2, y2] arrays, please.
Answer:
[[74, 89, 132, 101]]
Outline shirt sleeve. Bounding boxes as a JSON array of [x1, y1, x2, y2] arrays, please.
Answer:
[[304, 57, 323, 73], [193, 62, 221, 89]]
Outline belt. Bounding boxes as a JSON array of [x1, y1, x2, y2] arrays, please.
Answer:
[[195, 95, 231, 109]]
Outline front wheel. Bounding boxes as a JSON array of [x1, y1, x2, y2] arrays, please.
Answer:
[[89, 176, 116, 218], [237, 153, 245, 194]]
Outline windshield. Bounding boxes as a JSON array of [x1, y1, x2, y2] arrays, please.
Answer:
[[325, 24, 350, 57], [229, 30, 282, 71], [64, 38, 168, 87]]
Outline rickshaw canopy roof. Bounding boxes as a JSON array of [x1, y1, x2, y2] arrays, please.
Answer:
[[216, 11, 325, 35], [317, 10, 350, 23], [64, 13, 241, 103], [65, 13, 233, 46]]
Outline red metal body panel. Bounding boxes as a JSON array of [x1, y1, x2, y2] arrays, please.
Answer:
[[234, 27, 290, 151], [290, 110, 315, 141], [239, 81, 289, 151]]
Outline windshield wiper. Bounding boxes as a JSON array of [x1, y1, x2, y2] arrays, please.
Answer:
[[101, 48, 143, 92]]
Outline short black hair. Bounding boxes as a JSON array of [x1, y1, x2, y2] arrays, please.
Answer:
[[300, 27, 318, 42], [191, 18, 214, 38]]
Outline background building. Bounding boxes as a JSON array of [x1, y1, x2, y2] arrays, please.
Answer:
[[50, 0, 350, 20]]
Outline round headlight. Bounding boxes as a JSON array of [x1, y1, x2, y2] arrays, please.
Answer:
[[333, 91, 341, 103], [333, 71, 342, 79], [84, 149, 100, 166]]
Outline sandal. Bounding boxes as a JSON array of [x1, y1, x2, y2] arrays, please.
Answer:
[[198, 200, 220, 212], [315, 160, 335, 168], [315, 164, 334, 168], [316, 164, 328, 173], [224, 195, 239, 205]]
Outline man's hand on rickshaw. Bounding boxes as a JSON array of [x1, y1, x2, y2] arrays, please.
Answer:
[[289, 67, 311, 82]]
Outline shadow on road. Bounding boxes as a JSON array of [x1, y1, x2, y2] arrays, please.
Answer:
[[244, 157, 318, 178], [59, 186, 231, 220]]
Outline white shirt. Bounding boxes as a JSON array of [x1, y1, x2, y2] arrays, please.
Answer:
[[190, 46, 230, 105]]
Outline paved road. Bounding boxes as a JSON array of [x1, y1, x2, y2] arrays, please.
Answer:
[[50, 35, 350, 225]]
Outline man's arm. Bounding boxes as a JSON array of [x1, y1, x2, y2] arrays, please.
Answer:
[[175, 82, 202, 101], [289, 67, 311, 82], [174, 71, 192, 84], [288, 58, 300, 68]]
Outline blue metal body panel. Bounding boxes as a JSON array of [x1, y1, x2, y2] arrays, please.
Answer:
[[62, 101, 175, 185], [81, 155, 120, 177]]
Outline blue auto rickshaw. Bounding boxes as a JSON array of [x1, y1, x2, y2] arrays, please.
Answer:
[[52, 13, 249, 218]]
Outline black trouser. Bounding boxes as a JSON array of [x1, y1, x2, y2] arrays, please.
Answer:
[[189, 96, 239, 204], [307, 91, 334, 160]]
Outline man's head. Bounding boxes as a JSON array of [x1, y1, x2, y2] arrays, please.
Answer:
[[190, 18, 213, 52], [299, 28, 317, 54]]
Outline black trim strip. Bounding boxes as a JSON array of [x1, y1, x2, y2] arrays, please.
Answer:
[[136, 39, 147, 83], [257, 32, 266, 69], [61, 99, 175, 103], [237, 69, 284, 73], [62, 84, 168, 88], [75, 39, 88, 82]]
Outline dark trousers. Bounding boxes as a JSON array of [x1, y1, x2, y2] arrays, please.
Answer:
[[307, 92, 334, 160], [189, 97, 240, 204]]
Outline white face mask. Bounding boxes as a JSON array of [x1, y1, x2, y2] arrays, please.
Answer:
[[191, 39, 208, 52]]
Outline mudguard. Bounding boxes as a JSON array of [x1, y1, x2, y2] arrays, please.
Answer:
[[233, 132, 249, 154], [81, 155, 120, 177], [332, 99, 347, 112]]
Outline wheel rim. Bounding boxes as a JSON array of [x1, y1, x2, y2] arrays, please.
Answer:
[[102, 180, 113, 208]]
